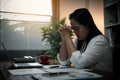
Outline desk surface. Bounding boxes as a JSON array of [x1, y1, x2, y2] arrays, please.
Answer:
[[0, 61, 113, 80]]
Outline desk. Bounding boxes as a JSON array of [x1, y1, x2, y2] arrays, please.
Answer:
[[0, 61, 113, 80]]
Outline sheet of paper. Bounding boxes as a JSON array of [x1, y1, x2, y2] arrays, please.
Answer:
[[32, 69, 103, 80], [43, 65, 60, 69], [42, 68, 85, 73], [8, 68, 46, 75]]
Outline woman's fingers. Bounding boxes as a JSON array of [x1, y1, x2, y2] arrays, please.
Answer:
[[58, 24, 72, 33], [58, 24, 72, 38], [58, 27, 64, 31]]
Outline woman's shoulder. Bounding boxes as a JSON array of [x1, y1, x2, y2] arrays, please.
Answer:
[[89, 35, 109, 44], [92, 35, 107, 41]]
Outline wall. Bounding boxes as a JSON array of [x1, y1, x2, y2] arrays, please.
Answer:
[[59, 0, 86, 25], [59, 0, 104, 33], [89, 0, 104, 34]]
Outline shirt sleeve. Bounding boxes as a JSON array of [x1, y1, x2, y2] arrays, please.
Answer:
[[57, 38, 77, 66], [70, 35, 110, 68], [57, 54, 71, 66]]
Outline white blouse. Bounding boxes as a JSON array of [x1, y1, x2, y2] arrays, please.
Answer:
[[57, 35, 113, 72]]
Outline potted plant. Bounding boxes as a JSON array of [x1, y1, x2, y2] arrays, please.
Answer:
[[41, 18, 66, 60]]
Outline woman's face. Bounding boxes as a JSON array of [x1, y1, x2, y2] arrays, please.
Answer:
[[70, 19, 89, 40]]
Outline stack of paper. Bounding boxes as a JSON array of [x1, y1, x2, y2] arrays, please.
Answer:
[[8, 68, 46, 75], [8, 66, 103, 80]]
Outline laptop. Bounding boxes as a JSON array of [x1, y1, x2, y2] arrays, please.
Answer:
[[12, 62, 43, 68], [1, 42, 43, 68]]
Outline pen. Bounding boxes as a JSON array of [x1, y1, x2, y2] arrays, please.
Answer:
[[48, 72, 69, 75], [49, 65, 59, 68]]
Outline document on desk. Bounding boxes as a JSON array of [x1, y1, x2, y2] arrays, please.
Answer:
[[8, 68, 46, 75], [43, 65, 68, 69], [8, 67, 103, 80], [33, 68, 103, 80], [42, 67, 92, 73]]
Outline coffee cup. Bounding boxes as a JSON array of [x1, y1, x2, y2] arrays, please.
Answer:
[[40, 55, 50, 64]]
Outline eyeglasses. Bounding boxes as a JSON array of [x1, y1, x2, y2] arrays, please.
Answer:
[[71, 24, 85, 32]]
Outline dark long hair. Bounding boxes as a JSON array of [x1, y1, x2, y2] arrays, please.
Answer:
[[69, 8, 102, 50]]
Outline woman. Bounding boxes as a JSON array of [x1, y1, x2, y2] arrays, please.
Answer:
[[57, 8, 113, 72]]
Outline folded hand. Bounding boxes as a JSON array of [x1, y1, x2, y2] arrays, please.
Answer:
[[58, 24, 72, 39]]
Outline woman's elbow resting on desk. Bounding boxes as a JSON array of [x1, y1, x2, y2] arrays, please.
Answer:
[[70, 51, 86, 68], [57, 54, 71, 66]]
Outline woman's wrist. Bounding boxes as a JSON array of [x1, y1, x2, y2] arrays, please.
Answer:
[[62, 37, 71, 40]]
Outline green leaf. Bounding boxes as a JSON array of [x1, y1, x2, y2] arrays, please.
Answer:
[[41, 17, 66, 58]]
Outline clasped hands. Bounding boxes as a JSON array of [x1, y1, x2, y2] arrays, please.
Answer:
[[58, 24, 72, 39]]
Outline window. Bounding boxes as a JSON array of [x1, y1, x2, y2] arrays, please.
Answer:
[[0, 0, 52, 50], [0, 0, 52, 22]]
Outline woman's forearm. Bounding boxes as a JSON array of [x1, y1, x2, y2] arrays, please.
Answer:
[[58, 25, 76, 61], [64, 38, 76, 58], [59, 39, 68, 61]]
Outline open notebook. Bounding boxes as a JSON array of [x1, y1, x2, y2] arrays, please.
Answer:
[[1, 42, 43, 68]]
